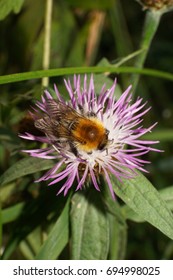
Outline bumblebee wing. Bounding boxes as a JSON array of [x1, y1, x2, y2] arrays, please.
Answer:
[[35, 116, 59, 132], [45, 99, 83, 121], [35, 117, 50, 131], [35, 100, 88, 145], [45, 99, 62, 118], [34, 117, 58, 141], [35, 116, 83, 143], [34, 117, 77, 141]]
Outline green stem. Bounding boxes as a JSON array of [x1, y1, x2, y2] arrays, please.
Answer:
[[131, 10, 162, 96], [42, 0, 53, 87]]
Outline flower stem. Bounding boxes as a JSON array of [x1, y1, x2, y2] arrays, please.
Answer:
[[131, 10, 162, 97], [42, 0, 53, 88]]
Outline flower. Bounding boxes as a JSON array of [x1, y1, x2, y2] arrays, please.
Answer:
[[20, 75, 160, 199], [137, 0, 173, 11]]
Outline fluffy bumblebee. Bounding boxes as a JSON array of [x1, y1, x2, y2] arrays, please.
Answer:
[[34, 99, 109, 155]]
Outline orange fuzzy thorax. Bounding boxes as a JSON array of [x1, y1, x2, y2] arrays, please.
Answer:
[[72, 117, 108, 152]]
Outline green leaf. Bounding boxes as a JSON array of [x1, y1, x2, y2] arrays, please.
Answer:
[[122, 185, 173, 223], [70, 189, 109, 260], [0, 0, 25, 20], [160, 185, 173, 201], [67, 0, 114, 9], [101, 179, 127, 260], [2, 190, 68, 259], [108, 213, 127, 260], [35, 198, 70, 260], [65, 25, 88, 67], [20, 227, 42, 259], [131, 10, 162, 94], [142, 129, 173, 142], [0, 202, 2, 250], [111, 171, 173, 240], [1, 202, 24, 224], [121, 205, 144, 223], [0, 66, 173, 85], [0, 157, 54, 187]]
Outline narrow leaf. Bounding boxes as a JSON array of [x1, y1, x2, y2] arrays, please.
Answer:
[[111, 171, 173, 240], [0, 0, 25, 20], [67, 0, 114, 9], [0, 66, 173, 85], [101, 182, 127, 259], [159, 185, 173, 201], [2, 192, 67, 259], [122, 205, 144, 223], [35, 199, 70, 260], [2, 202, 24, 224], [108, 213, 127, 260], [0, 157, 54, 186], [142, 129, 173, 142], [122, 185, 173, 223], [70, 189, 109, 260], [0, 202, 2, 250]]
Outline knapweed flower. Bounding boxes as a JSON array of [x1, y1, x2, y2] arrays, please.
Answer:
[[20, 75, 160, 199], [137, 0, 173, 10]]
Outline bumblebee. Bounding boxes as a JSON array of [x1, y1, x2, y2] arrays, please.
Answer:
[[35, 99, 109, 155]]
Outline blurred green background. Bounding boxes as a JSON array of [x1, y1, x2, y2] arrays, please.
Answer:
[[0, 0, 173, 259]]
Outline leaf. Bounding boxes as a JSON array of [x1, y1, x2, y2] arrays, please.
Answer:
[[0, 0, 25, 20], [101, 182, 127, 260], [67, 0, 114, 9], [93, 73, 122, 100], [2, 190, 67, 259], [142, 129, 173, 142], [35, 198, 70, 260], [121, 205, 145, 223], [0, 157, 55, 187], [160, 186, 173, 202], [70, 189, 109, 260], [108, 213, 127, 260], [65, 25, 88, 67], [1, 202, 24, 224], [0, 66, 173, 85], [122, 185, 173, 223], [19, 227, 42, 259], [111, 171, 173, 240], [0, 202, 2, 250]]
